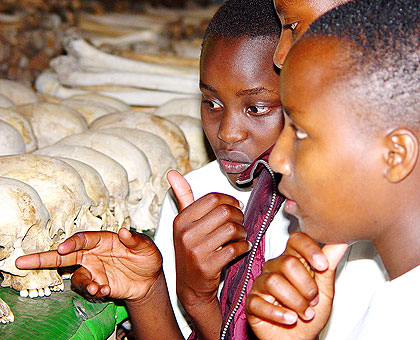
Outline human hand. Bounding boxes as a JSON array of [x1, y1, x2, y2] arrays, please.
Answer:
[[15, 228, 162, 302], [245, 232, 348, 340], [167, 170, 250, 310]]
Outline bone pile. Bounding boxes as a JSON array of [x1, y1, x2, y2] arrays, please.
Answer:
[[0, 78, 210, 321], [34, 2, 220, 107]]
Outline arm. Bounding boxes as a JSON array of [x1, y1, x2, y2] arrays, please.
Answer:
[[16, 228, 184, 340], [245, 232, 348, 340], [168, 170, 251, 340]]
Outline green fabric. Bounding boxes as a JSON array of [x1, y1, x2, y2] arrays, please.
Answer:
[[0, 279, 122, 340], [115, 305, 129, 324]]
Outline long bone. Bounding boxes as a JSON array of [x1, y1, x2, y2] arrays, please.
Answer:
[[35, 70, 192, 106], [63, 35, 197, 76], [50, 55, 199, 94]]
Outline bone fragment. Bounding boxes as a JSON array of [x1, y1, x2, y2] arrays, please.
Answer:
[[0, 298, 14, 324]]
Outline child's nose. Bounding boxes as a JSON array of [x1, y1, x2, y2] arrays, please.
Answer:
[[269, 127, 292, 176], [274, 31, 294, 69], [217, 110, 247, 144]]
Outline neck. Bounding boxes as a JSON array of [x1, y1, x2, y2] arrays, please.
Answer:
[[374, 216, 420, 280]]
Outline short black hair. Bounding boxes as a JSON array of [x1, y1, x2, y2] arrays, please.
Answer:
[[202, 0, 281, 44], [304, 0, 420, 132]]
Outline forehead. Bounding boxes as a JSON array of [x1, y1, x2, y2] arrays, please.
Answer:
[[280, 36, 352, 112], [274, 0, 339, 16], [200, 36, 278, 73]]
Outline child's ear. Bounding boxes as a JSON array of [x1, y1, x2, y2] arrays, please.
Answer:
[[384, 128, 419, 183]]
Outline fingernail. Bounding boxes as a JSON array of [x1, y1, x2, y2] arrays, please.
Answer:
[[238, 200, 244, 209], [310, 295, 319, 306], [283, 312, 297, 324], [313, 254, 328, 271], [304, 307, 315, 320]]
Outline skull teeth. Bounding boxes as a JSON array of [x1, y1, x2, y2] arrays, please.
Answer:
[[18, 282, 64, 298]]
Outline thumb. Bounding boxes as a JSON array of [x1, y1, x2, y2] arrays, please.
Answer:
[[167, 170, 194, 210], [315, 243, 348, 296], [322, 243, 349, 271]]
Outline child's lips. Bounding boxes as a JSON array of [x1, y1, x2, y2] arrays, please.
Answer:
[[219, 159, 250, 174], [284, 198, 298, 215]]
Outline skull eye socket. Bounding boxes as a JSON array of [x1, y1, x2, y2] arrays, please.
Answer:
[[0, 245, 10, 261]]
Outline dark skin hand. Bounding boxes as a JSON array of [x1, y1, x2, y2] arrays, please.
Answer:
[[168, 170, 251, 340], [15, 228, 184, 340], [245, 232, 348, 340]]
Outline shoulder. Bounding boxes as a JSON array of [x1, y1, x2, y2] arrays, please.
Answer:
[[349, 265, 420, 339]]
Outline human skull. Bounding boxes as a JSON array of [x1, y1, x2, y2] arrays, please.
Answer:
[[0, 177, 63, 298], [90, 111, 192, 174], [56, 157, 118, 232], [11, 101, 88, 148], [61, 98, 118, 125], [164, 114, 211, 170], [0, 107, 37, 153], [153, 96, 201, 119], [99, 127, 177, 203], [0, 154, 102, 245], [34, 144, 130, 229], [63, 93, 130, 112], [0, 94, 14, 108], [0, 119, 26, 155], [57, 131, 157, 232]]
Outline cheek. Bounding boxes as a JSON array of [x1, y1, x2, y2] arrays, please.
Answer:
[[293, 150, 366, 242], [201, 113, 220, 149], [249, 116, 284, 149]]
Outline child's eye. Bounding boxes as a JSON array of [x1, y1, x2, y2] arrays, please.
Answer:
[[202, 99, 222, 111], [295, 129, 308, 140], [247, 105, 270, 116], [283, 22, 298, 32], [290, 123, 307, 140]]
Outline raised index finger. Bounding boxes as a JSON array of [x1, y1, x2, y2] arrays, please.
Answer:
[[15, 231, 109, 270], [15, 249, 80, 270]]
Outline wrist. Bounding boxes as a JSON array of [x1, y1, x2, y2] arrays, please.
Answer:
[[178, 286, 219, 312], [126, 269, 165, 305]]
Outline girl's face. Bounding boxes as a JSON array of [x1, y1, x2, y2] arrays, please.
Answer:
[[200, 36, 283, 188], [273, 0, 344, 67]]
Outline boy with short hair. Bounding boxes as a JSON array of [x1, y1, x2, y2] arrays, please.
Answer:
[[245, 0, 420, 339]]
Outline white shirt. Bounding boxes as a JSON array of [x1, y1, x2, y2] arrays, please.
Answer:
[[349, 265, 420, 339], [154, 160, 388, 339]]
